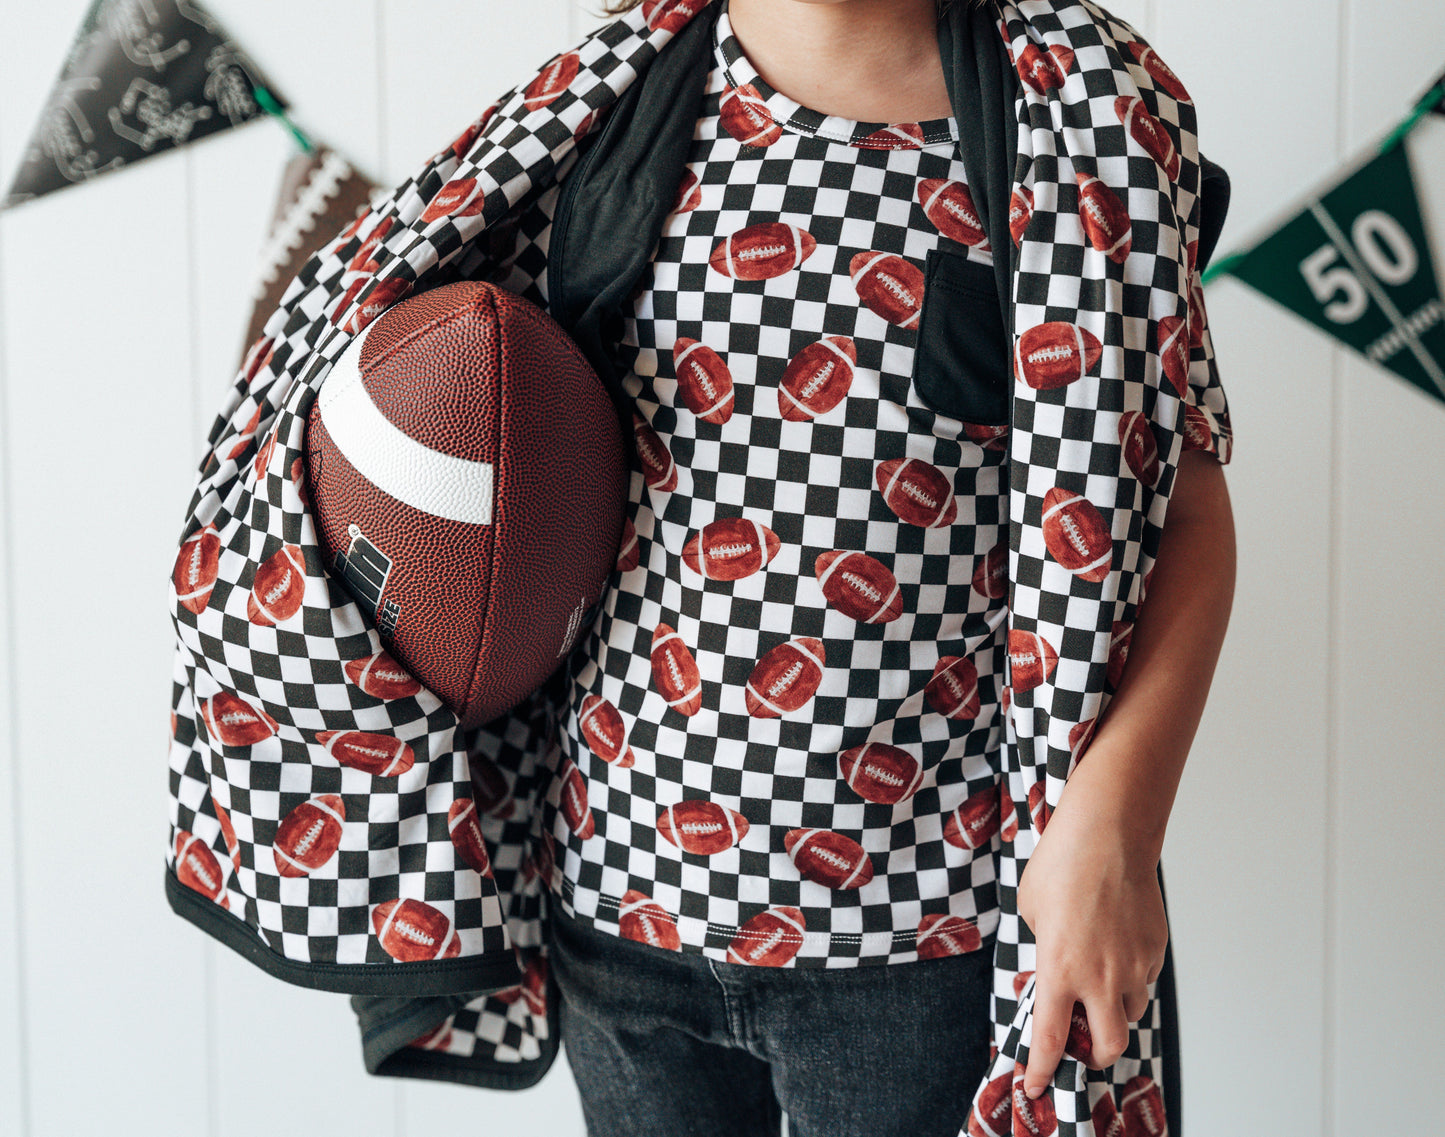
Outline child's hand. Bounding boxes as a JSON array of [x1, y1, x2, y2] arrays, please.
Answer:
[[1014, 793, 1169, 1100]]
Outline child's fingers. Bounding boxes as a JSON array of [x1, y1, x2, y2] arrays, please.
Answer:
[[1023, 982, 1074, 1098], [1122, 985, 1149, 1023], [1083, 994, 1131, 1069]]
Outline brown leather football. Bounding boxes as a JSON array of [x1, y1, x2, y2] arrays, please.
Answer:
[[305, 279, 627, 728]]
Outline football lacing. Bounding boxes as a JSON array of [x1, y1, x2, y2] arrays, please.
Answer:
[[1011, 650, 1041, 667], [900, 480, 939, 509], [1130, 1094, 1165, 1136], [263, 569, 293, 605], [584, 716, 618, 750], [394, 919, 435, 946], [747, 928, 784, 959], [768, 662, 803, 697], [964, 804, 998, 835], [809, 845, 851, 870], [841, 571, 882, 603], [219, 710, 257, 727], [294, 818, 323, 856], [348, 742, 394, 761], [707, 541, 752, 560], [739, 243, 788, 261], [876, 271, 917, 308], [687, 359, 717, 400], [863, 763, 904, 786], [1060, 512, 1092, 556], [941, 196, 981, 230], [1028, 54, 1060, 84], [185, 851, 217, 891], [940, 667, 966, 700], [1027, 343, 1076, 365], [800, 360, 834, 399], [666, 651, 685, 689], [541, 58, 564, 93], [984, 1095, 1011, 1124], [186, 540, 203, 587], [740, 97, 768, 129], [1081, 192, 1110, 230], [679, 821, 723, 834]]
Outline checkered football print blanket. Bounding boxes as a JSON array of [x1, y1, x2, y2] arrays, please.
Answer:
[[164, 0, 1231, 1131]]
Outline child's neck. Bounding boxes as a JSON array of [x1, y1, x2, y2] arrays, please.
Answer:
[[725, 0, 955, 124]]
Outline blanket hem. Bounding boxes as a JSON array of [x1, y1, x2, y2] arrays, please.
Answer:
[[164, 869, 523, 996]]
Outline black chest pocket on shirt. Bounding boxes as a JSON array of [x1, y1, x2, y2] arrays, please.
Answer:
[[910, 239, 1011, 426]]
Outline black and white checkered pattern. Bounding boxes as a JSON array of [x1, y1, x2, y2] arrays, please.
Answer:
[[972, 2, 1230, 1132], [165, 0, 690, 1059], [162, 0, 1230, 1125], [491, 2, 1009, 968]]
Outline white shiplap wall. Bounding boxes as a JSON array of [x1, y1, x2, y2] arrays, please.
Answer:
[[1, 2, 1442, 1135]]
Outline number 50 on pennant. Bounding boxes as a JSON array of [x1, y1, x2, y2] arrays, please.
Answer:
[[1219, 139, 1445, 403]]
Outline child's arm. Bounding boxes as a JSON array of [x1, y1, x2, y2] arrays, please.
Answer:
[[1017, 447, 1237, 1099]]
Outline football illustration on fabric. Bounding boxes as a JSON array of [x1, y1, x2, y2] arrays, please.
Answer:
[[273, 795, 345, 877], [619, 889, 683, 950], [726, 907, 805, 966]]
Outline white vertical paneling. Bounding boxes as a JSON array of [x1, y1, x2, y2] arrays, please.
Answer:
[[0, 21, 27, 1137], [0, 270, 26, 1137], [399, 1071, 588, 1137], [1094, 0, 1151, 37], [0, 0, 210, 1130], [572, 0, 615, 40], [211, 958, 398, 1137], [1333, 1, 1445, 1132], [376, 0, 574, 183], [0, 8, 93, 1131], [1152, 1, 1340, 1134], [1, 64, 209, 1137], [208, 0, 388, 187]]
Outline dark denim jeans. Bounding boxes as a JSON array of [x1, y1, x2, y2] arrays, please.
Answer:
[[547, 900, 995, 1137]]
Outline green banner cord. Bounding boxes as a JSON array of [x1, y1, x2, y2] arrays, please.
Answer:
[[1378, 82, 1445, 155], [254, 85, 315, 154], [1200, 78, 1445, 287], [1199, 250, 1247, 285]]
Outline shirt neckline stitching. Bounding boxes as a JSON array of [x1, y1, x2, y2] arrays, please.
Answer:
[[712, 4, 960, 150]]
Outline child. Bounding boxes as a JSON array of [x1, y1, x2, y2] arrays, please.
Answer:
[[506, 0, 1236, 1132], [163, 0, 1233, 1132]]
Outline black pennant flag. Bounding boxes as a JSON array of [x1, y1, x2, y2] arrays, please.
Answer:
[[3, 0, 286, 209]]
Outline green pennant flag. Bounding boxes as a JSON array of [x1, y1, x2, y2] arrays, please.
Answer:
[[1213, 132, 1445, 405]]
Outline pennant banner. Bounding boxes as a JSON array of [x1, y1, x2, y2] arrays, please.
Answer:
[[240, 145, 379, 362], [1227, 139, 1444, 402], [3, 0, 285, 209], [1207, 79, 1445, 406], [1429, 67, 1445, 117]]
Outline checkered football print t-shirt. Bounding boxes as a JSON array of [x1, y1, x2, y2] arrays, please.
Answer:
[[495, 1, 1015, 968]]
